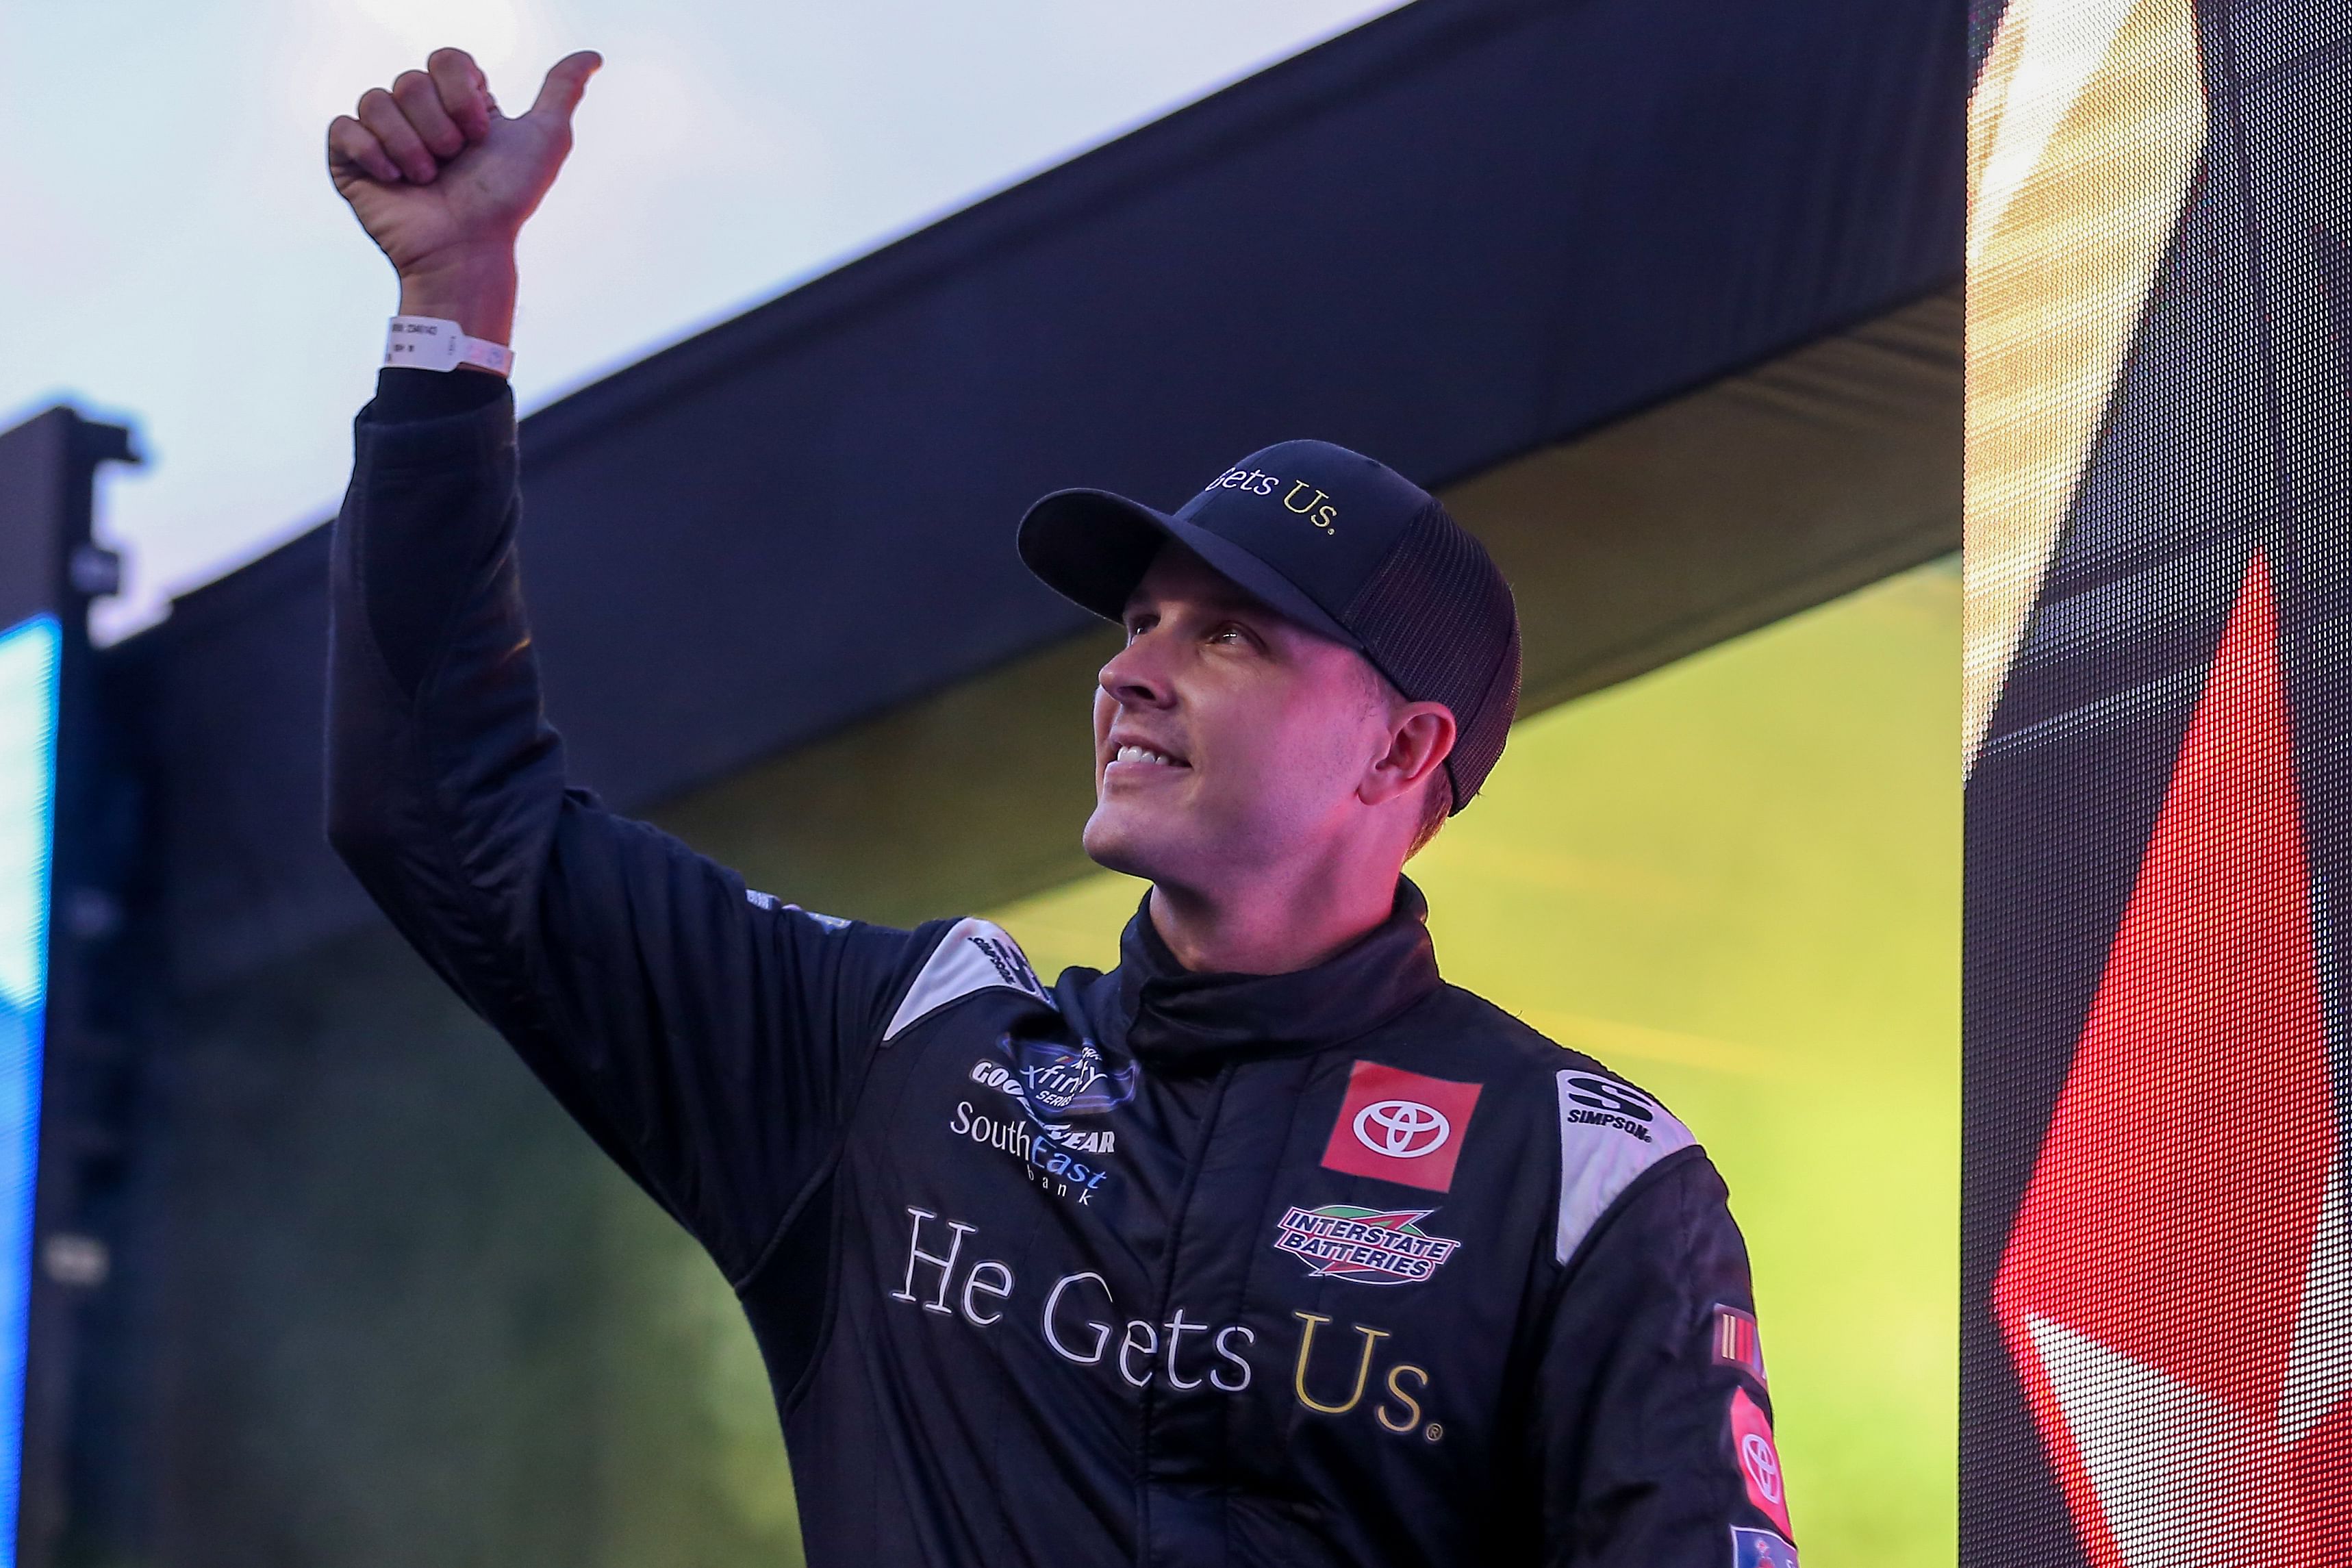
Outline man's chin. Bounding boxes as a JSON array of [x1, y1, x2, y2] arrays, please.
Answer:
[[1081, 805, 1182, 883]]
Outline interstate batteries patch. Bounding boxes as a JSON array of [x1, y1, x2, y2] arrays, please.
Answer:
[[1273, 1204, 1460, 1285]]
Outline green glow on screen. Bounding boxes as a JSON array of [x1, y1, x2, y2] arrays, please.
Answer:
[[989, 558, 1960, 1566]]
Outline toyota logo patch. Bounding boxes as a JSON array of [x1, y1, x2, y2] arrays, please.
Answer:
[[1728, 1388, 1794, 1537], [1740, 1432, 1781, 1503], [1320, 1062, 1482, 1193], [1352, 1100, 1451, 1159]]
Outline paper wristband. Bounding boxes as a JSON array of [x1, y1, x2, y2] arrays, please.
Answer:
[[383, 316, 514, 377]]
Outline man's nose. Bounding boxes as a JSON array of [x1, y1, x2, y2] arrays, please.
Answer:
[[1099, 631, 1172, 707]]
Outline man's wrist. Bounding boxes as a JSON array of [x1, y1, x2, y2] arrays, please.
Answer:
[[385, 317, 515, 377], [395, 247, 519, 348]]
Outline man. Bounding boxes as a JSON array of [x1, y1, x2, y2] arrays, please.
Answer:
[[324, 49, 1799, 1568]]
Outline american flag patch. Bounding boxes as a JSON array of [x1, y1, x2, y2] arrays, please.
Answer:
[[1712, 1304, 1767, 1389]]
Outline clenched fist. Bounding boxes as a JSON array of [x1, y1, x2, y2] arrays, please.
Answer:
[[327, 47, 600, 344]]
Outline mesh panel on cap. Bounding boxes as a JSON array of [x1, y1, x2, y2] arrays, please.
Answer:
[[1450, 617, 1521, 811], [1341, 500, 1521, 807]]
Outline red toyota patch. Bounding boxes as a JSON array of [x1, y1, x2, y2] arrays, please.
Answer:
[[1728, 1387, 1793, 1538], [1319, 1061, 1482, 1193]]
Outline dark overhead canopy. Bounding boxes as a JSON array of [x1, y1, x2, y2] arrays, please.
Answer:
[[116, 0, 1962, 986]]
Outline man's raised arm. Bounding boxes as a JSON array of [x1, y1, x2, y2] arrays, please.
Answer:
[[322, 51, 930, 1284]]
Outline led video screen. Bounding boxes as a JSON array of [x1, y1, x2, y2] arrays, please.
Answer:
[[0, 616, 58, 1566], [1964, 2, 2352, 1564]]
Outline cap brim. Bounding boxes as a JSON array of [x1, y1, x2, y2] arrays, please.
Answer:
[[1017, 488, 1359, 648]]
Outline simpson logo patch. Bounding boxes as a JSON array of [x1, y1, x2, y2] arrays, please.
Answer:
[[1553, 1068, 1696, 1265], [1712, 1304, 1768, 1389], [1272, 1204, 1460, 1285], [1559, 1072, 1665, 1141], [1320, 1061, 1482, 1194]]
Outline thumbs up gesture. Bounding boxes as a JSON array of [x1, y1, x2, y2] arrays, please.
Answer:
[[327, 48, 600, 342]]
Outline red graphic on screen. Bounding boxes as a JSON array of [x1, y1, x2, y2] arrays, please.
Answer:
[[1728, 1387, 1794, 1538], [1319, 1061, 1482, 1193], [1994, 553, 2351, 1567]]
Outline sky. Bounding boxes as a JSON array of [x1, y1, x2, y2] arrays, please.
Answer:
[[2, 0, 1400, 638]]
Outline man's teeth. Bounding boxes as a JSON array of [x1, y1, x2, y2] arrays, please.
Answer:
[[1115, 745, 1181, 766]]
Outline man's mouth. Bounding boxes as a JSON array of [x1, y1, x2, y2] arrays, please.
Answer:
[[1110, 744, 1189, 770]]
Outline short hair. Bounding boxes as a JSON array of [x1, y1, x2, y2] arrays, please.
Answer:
[[1407, 768, 1453, 858]]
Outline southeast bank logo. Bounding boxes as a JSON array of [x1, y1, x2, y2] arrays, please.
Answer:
[[1274, 1204, 1460, 1285]]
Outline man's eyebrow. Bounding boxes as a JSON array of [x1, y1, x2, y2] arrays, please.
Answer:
[[1185, 581, 1280, 620]]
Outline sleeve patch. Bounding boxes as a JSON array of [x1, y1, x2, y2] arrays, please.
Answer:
[[1712, 1303, 1769, 1389], [1729, 1389, 1795, 1538], [1554, 1069, 1697, 1266], [883, 919, 1052, 1041], [1731, 1526, 1799, 1567]]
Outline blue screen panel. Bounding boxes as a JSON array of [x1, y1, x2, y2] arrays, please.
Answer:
[[0, 616, 59, 1566]]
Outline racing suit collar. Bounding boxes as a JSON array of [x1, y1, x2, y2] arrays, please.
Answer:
[[1111, 878, 1442, 1065]]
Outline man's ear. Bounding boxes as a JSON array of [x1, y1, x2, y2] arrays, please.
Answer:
[[1363, 703, 1456, 807]]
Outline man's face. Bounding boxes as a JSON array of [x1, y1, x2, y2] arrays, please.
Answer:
[[1084, 544, 1396, 889]]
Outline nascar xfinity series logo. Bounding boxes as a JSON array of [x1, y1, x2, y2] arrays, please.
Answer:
[[950, 1033, 1140, 1204], [1273, 1204, 1460, 1285], [968, 1033, 1136, 1155], [1004, 1035, 1135, 1118]]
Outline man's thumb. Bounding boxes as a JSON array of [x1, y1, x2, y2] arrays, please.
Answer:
[[527, 51, 602, 126]]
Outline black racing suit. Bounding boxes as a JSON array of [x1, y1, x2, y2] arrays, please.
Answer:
[[325, 370, 1799, 1568]]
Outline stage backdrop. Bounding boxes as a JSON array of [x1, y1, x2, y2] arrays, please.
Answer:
[[1962, 1, 2351, 1565]]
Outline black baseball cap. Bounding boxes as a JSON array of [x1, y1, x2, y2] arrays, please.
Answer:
[[1017, 439, 1521, 811]]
